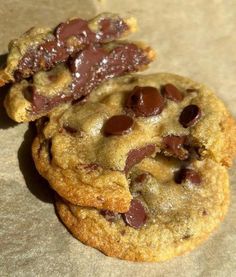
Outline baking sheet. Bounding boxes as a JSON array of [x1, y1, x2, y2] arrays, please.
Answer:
[[0, 0, 236, 276]]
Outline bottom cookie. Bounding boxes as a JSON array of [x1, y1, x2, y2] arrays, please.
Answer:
[[55, 157, 230, 262]]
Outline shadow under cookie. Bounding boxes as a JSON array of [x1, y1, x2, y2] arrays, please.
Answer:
[[18, 123, 53, 204]]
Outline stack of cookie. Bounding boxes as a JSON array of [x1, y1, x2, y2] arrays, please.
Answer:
[[1, 13, 236, 262]]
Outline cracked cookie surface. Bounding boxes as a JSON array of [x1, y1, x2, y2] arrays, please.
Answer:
[[32, 73, 236, 212], [55, 156, 230, 262]]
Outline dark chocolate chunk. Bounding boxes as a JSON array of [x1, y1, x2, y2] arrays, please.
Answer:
[[179, 105, 201, 128], [125, 144, 155, 173], [29, 86, 72, 113], [162, 83, 183, 102], [163, 135, 188, 160], [55, 18, 90, 42], [122, 199, 147, 229], [96, 18, 128, 41], [39, 40, 68, 66], [17, 40, 68, 80], [126, 86, 165, 117], [175, 168, 201, 184], [103, 115, 133, 136], [68, 46, 107, 83], [100, 210, 118, 222], [28, 43, 151, 114], [31, 88, 49, 111], [15, 16, 129, 80]]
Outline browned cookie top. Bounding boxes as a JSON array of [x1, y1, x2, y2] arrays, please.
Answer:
[[32, 73, 236, 212]]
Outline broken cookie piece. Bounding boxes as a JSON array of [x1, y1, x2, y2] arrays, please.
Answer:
[[32, 73, 236, 213], [5, 41, 155, 122], [55, 156, 230, 262], [0, 13, 137, 85]]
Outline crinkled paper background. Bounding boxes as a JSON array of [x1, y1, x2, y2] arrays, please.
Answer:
[[0, 0, 235, 276]]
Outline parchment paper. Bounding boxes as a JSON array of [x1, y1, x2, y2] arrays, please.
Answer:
[[0, 1, 235, 276]]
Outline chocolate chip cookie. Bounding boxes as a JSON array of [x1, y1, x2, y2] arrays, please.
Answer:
[[0, 13, 137, 86], [4, 41, 155, 122], [55, 156, 230, 262], [32, 73, 236, 212]]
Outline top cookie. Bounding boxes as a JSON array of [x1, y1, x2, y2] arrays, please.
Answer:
[[4, 41, 155, 122], [32, 73, 236, 212], [0, 13, 137, 86]]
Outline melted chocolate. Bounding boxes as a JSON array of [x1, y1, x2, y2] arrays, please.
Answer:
[[125, 144, 155, 173], [179, 105, 201, 128], [29, 43, 151, 113], [122, 199, 147, 228], [163, 135, 189, 160], [103, 115, 133, 136], [15, 16, 129, 79], [162, 83, 183, 102], [126, 86, 165, 117]]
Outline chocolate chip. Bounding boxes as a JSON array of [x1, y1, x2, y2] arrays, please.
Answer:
[[25, 43, 151, 115], [179, 105, 201, 128], [68, 46, 106, 74], [125, 86, 165, 117], [98, 18, 128, 41], [125, 144, 155, 173], [55, 18, 90, 42], [162, 83, 183, 102], [122, 199, 147, 229], [103, 115, 133, 136], [163, 135, 189, 160], [175, 168, 201, 184], [14, 17, 129, 80], [100, 210, 118, 222], [55, 17, 128, 44]]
